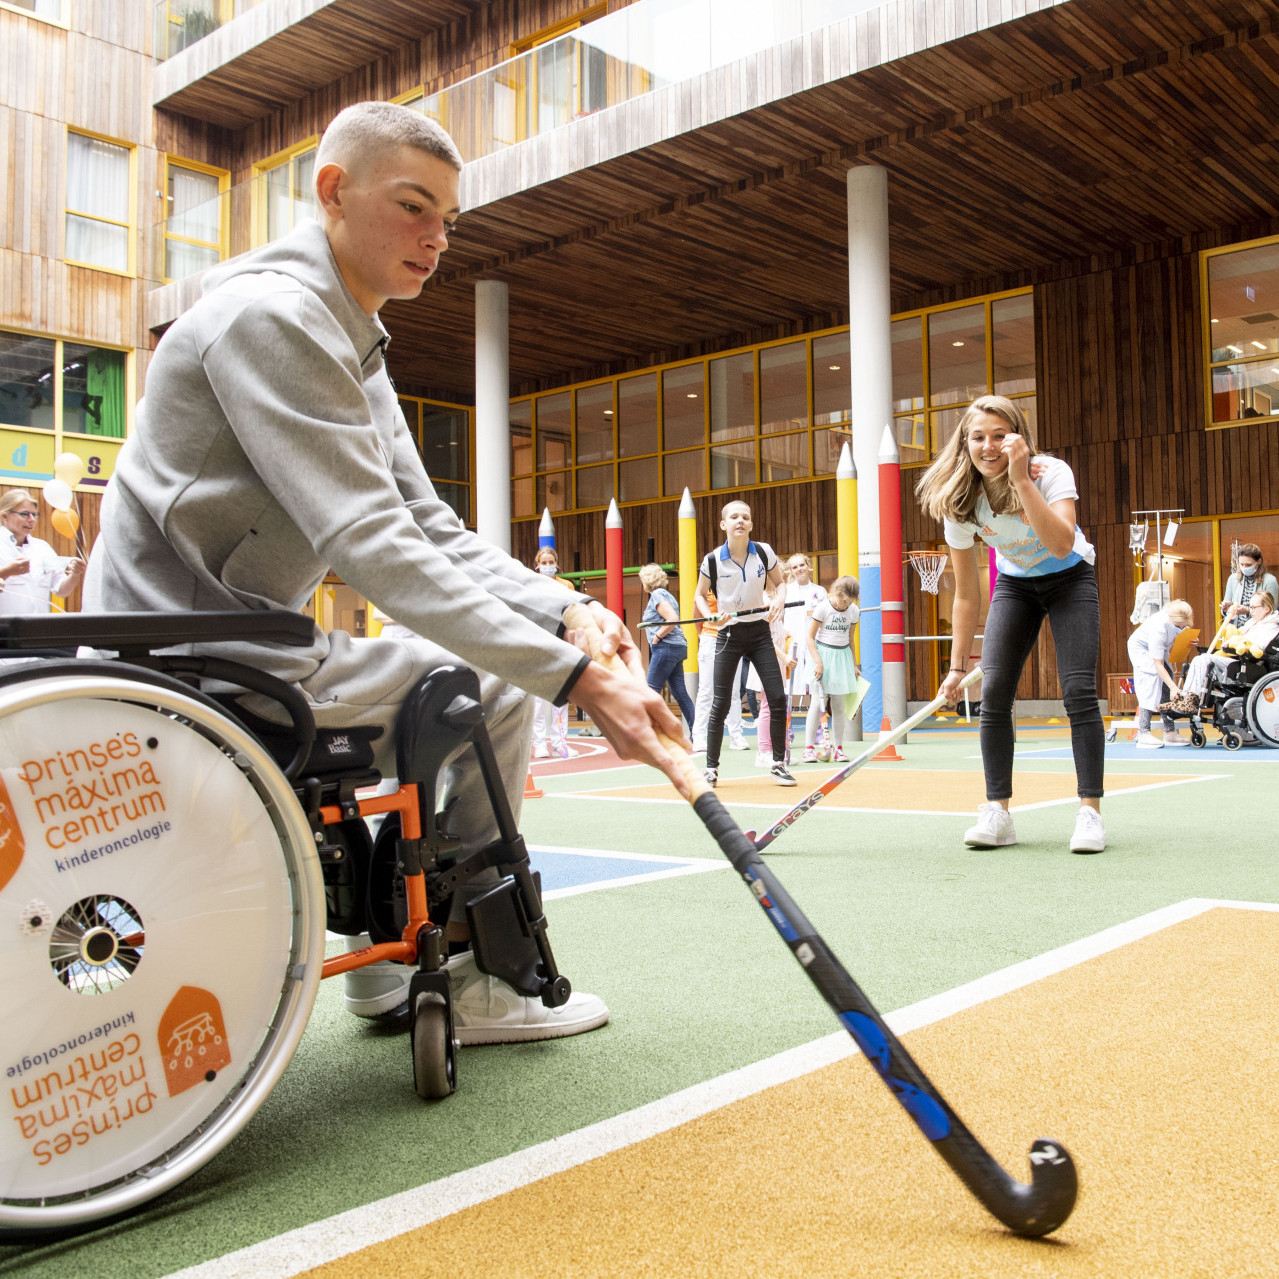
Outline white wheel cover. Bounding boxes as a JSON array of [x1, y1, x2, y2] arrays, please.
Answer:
[[1247, 672, 1279, 748], [0, 695, 296, 1200]]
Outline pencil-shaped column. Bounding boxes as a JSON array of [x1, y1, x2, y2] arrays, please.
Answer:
[[878, 424, 906, 729], [678, 487, 699, 673], [606, 498, 624, 619], [836, 441, 859, 656], [539, 507, 556, 552]]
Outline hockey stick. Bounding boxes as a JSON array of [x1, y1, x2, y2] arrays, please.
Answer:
[[668, 602, 883, 626], [564, 605, 1077, 1237], [749, 668, 984, 852]]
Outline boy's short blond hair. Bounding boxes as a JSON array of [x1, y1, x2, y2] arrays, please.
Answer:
[[720, 499, 751, 519], [316, 101, 463, 180]]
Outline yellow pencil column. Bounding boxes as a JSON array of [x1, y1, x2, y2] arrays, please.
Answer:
[[679, 487, 698, 674]]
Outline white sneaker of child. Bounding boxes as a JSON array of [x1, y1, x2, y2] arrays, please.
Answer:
[[343, 934, 410, 1018], [963, 802, 1017, 848], [728, 734, 751, 751], [447, 950, 609, 1045], [1161, 730, 1190, 747], [1069, 806, 1107, 854], [1134, 731, 1164, 748]]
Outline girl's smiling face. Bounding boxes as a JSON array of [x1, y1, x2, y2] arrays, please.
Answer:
[[965, 411, 1012, 479]]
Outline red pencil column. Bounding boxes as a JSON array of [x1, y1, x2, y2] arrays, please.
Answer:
[[605, 497, 624, 619], [877, 425, 906, 727]]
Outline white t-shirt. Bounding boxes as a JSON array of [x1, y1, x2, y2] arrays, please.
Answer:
[[0, 531, 71, 616], [810, 597, 858, 649], [943, 457, 1095, 578], [700, 540, 778, 627], [783, 580, 827, 644]]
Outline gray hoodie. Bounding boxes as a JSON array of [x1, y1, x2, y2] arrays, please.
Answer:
[[85, 220, 589, 709]]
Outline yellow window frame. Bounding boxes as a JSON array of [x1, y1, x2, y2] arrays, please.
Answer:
[[162, 155, 230, 283], [251, 136, 319, 248]]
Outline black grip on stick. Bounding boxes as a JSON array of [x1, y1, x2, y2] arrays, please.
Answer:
[[692, 791, 1079, 1238]]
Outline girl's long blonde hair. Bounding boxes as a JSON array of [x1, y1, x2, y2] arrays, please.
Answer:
[[914, 396, 1041, 524]]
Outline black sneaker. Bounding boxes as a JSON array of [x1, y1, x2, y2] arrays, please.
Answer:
[[770, 762, 797, 787], [703, 767, 718, 788]]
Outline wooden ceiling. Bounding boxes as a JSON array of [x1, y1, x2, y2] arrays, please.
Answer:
[[154, 0, 476, 127], [376, 0, 1279, 400]]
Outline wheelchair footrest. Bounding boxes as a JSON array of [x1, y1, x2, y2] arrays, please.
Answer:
[[467, 874, 569, 1007]]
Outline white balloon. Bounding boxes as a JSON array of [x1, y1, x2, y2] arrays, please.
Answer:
[[42, 479, 73, 512]]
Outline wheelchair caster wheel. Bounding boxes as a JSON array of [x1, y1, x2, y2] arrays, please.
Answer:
[[412, 992, 456, 1100], [1190, 730, 1206, 749], [1222, 731, 1243, 751]]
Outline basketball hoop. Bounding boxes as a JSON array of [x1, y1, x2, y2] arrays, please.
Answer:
[[905, 551, 948, 595]]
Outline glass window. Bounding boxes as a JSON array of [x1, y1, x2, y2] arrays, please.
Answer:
[[66, 132, 131, 272], [891, 317, 924, 413], [537, 470, 569, 512], [510, 399, 532, 475], [61, 345, 127, 438], [575, 383, 614, 463], [761, 432, 809, 482], [164, 161, 224, 281], [619, 456, 659, 502], [576, 463, 612, 508], [1210, 362, 1279, 423], [398, 398, 421, 436], [812, 333, 850, 425], [1207, 242, 1279, 364], [433, 482, 470, 524], [535, 392, 571, 469], [930, 406, 966, 455], [0, 332, 56, 430], [663, 449, 704, 497], [662, 365, 704, 450], [813, 427, 850, 476], [6, 1, 66, 18], [759, 341, 807, 434], [928, 304, 986, 407], [710, 439, 755, 488], [708, 351, 754, 443], [256, 144, 316, 245], [421, 408, 469, 482], [894, 414, 926, 466], [617, 373, 657, 457], [992, 295, 1035, 397], [511, 475, 534, 518]]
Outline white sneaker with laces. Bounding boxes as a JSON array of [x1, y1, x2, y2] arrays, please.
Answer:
[[1161, 731, 1190, 747], [801, 746, 817, 763], [1069, 806, 1107, 854], [963, 803, 1017, 848], [728, 735, 751, 751], [342, 934, 411, 1018], [754, 750, 770, 768], [1134, 731, 1164, 748], [447, 950, 609, 1045], [532, 742, 549, 759]]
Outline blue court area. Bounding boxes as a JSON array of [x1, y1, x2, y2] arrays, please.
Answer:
[[1019, 741, 1277, 760], [528, 846, 720, 896]]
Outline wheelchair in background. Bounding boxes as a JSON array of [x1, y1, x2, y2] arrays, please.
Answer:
[[1168, 631, 1279, 749], [0, 610, 568, 1234]]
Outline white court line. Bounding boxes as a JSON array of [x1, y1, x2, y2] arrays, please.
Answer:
[[169, 898, 1279, 1279]]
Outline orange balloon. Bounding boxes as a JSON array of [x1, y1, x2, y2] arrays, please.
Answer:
[[51, 509, 79, 540]]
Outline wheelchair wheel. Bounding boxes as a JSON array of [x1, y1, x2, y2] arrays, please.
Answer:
[[1221, 730, 1243, 751], [411, 992, 456, 1100], [0, 674, 325, 1233], [1190, 729, 1206, 749], [1246, 672, 1279, 748]]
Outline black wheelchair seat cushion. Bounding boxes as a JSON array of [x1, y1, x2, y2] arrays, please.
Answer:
[[215, 696, 382, 777]]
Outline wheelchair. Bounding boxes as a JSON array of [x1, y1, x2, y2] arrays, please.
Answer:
[[0, 610, 570, 1234], [1167, 632, 1279, 750]]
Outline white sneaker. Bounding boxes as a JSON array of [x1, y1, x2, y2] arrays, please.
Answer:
[[447, 950, 609, 1045], [728, 735, 751, 751], [963, 803, 1017, 848], [532, 742, 549, 759], [1069, 806, 1107, 854], [1134, 731, 1164, 749], [343, 934, 410, 1018], [801, 747, 817, 763], [1162, 731, 1190, 747], [754, 750, 770, 768]]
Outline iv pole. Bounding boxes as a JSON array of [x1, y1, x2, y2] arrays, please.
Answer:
[[1131, 508, 1185, 583]]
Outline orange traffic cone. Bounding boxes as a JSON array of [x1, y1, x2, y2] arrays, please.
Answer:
[[523, 770, 544, 799], [871, 716, 904, 762]]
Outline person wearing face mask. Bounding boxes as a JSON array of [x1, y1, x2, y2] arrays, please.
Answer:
[[0, 488, 85, 615], [916, 395, 1105, 854], [530, 547, 573, 758], [1219, 543, 1278, 624]]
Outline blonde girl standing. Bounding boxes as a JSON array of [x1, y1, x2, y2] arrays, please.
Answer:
[[805, 576, 860, 762]]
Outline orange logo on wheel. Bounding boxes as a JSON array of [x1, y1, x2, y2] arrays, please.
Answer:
[[0, 775, 25, 893], [1263, 687, 1275, 704], [159, 986, 231, 1097]]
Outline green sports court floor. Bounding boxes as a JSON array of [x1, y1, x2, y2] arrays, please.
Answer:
[[3, 720, 1277, 1277]]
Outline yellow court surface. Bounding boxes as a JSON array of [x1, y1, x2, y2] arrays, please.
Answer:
[[298, 905, 1279, 1279]]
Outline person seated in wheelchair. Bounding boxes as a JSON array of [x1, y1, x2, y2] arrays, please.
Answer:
[[1171, 591, 1279, 713], [83, 101, 692, 1045]]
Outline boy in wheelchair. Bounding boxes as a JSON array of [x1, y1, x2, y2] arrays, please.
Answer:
[[81, 102, 691, 1043]]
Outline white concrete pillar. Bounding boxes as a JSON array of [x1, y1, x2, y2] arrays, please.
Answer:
[[475, 279, 511, 550]]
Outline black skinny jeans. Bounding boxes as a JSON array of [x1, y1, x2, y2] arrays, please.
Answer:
[[978, 560, 1104, 801], [706, 620, 786, 767]]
